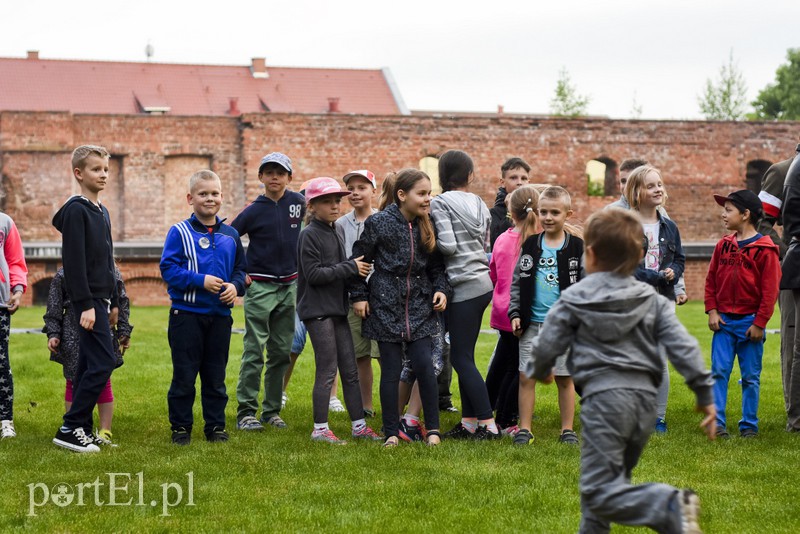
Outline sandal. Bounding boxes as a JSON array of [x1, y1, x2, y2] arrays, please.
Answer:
[[426, 430, 441, 447], [383, 436, 399, 448]]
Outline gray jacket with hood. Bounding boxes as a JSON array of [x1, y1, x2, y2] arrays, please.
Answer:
[[525, 272, 713, 406]]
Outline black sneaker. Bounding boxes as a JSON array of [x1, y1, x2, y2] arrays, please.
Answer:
[[740, 428, 758, 439], [398, 420, 424, 442], [206, 427, 229, 443], [473, 425, 502, 440], [443, 422, 474, 440], [53, 427, 101, 453], [172, 427, 191, 446], [559, 429, 579, 445], [716, 427, 731, 439], [439, 400, 459, 413]]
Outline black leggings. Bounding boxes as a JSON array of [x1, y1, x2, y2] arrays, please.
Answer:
[[447, 291, 493, 420], [379, 338, 439, 438], [486, 330, 520, 426]]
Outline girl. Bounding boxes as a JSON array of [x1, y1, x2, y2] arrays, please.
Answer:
[[624, 165, 685, 433], [296, 177, 379, 444], [430, 149, 499, 440], [350, 169, 450, 447], [487, 185, 542, 435]]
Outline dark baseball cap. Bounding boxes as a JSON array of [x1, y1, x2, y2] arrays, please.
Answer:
[[713, 189, 763, 219]]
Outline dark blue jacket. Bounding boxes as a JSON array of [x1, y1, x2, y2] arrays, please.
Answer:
[[160, 214, 246, 316], [635, 212, 685, 301], [231, 191, 305, 283]]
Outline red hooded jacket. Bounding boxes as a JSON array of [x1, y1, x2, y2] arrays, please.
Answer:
[[704, 233, 781, 329]]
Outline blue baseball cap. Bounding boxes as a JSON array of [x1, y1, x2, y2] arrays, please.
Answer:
[[259, 152, 292, 174]]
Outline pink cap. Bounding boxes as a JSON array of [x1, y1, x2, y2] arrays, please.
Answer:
[[304, 177, 351, 202], [342, 170, 377, 188]]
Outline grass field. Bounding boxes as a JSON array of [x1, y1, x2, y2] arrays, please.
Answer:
[[1, 302, 798, 532]]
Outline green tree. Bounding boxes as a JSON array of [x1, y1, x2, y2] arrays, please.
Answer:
[[750, 48, 800, 120], [550, 68, 590, 117], [698, 50, 748, 120]]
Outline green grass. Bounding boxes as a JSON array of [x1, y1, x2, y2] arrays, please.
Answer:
[[1, 303, 798, 532]]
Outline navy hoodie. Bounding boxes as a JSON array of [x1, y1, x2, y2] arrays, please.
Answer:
[[52, 196, 118, 312]]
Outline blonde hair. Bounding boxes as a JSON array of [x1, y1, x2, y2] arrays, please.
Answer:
[[189, 169, 221, 193], [624, 165, 668, 211], [507, 185, 540, 246], [539, 185, 583, 239], [584, 208, 643, 275], [378, 172, 396, 211], [71, 145, 109, 171]]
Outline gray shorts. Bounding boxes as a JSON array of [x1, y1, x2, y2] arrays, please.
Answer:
[[518, 322, 570, 376]]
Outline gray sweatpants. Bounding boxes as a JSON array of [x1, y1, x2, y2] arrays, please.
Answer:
[[579, 389, 683, 534]]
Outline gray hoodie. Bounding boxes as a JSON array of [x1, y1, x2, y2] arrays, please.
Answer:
[[430, 191, 493, 302], [526, 271, 713, 406]]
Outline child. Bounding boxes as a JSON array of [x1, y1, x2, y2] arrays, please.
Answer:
[[350, 169, 450, 447], [0, 210, 27, 440], [52, 145, 120, 453], [297, 177, 379, 443], [509, 186, 583, 446], [487, 185, 540, 435], [336, 170, 380, 417], [625, 165, 684, 433], [489, 157, 531, 249], [431, 150, 499, 440], [44, 267, 132, 445], [526, 208, 716, 533], [160, 170, 246, 445], [231, 152, 305, 431], [705, 189, 781, 438]]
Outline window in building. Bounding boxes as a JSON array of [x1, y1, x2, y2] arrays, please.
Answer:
[[419, 156, 441, 196], [745, 159, 772, 195], [586, 156, 618, 197]]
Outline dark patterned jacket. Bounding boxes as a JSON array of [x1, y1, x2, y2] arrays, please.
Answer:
[[44, 268, 132, 380], [349, 203, 451, 343]]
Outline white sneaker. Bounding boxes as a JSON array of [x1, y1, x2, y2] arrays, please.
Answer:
[[329, 397, 345, 413], [1, 420, 16, 439], [678, 489, 702, 534], [281, 392, 288, 409]]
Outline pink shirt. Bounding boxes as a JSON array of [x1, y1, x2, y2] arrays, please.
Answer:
[[489, 228, 521, 332]]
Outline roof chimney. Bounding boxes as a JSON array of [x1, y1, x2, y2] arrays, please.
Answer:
[[27, 50, 39, 60], [251, 57, 268, 79], [328, 97, 340, 113], [497, 105, 504, 114], [228, 97, 241, 116]]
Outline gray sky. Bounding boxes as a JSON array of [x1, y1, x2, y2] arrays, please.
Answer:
[[2, 0, 797, 119]]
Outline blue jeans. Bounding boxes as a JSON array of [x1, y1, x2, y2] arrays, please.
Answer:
[[711, 313, 764, 432]]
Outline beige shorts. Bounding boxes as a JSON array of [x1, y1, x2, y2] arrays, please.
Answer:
[[518, 322, 570, 376], [347, 307, 380, 359]]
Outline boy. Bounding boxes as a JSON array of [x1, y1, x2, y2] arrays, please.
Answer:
[[706, 190, 781, 438], [52, 145, 118, 453], [232, 153, 305, 431], [160, 170, 246, 445], [336, 170, 380, 417], [489, 157, 530, 249], [525, 208, 715, 533]]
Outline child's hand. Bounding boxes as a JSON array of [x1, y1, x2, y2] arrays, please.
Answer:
[[696, 404, 717, 440], [118, 336, 130, 355], [745, 324, 764, 342], [661, 268, 675, 282], [245, 274, 253, 288], [219, 283, 237, 304], [47, 337, 60, 354], [204, 275, 224, 293], [707, 309, 725, 332], [511, 318, 522, 338], [354, 301, 369, 318], [675, 294, 688, 305], [432, 292, 447, 312], [540, 371, 555, 385], [80, 308, 96, 331], [8, 291, 22, 314], [109, 307, 119, 327], [353, 256, 371, 278]]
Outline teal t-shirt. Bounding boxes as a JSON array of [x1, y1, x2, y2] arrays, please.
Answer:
[[531, 239, 562, 323]]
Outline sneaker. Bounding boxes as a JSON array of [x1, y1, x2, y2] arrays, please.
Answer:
[[352, 425, 382, 441], [398, 420, 424, 442], [311, 428, 347, 445], [329, 397, 345, 413], [655, 418, 668, 433], [383, 436, 399, 448], [94, 429, 118, 447], [206, 427, 229, 442], [513, 429, 535, 446], [677, 489, 702, 534], [53, 427, 101, 453], [281, 392, 288, 409], [171, 427, 191, 446], [473, 425, 502, 440], [237, 415, 264, 432], [443, 422, 474, 440], [740, 428, 758, 438], [715, 427, 731, 439], [363, 408, 376, 419], [263, 415, 288, 429], [500, 424, 520, 437], [439, 400, 459, 413], [559, 429, 579, 445], [1, 420, 16, 439]]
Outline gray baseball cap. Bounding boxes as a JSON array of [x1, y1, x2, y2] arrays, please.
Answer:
[[259, 152, 292, 174]]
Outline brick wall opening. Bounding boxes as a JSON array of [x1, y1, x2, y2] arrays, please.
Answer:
[[745, 159, 772, 194], [32, 277, 53, 306]]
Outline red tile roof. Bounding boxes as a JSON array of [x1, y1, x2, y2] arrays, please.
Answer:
[[0, 55, 406, 116]]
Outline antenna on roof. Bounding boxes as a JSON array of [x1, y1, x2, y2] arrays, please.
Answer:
[[145, 40, 154, 62]]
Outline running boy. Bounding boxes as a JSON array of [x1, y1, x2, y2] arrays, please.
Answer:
[[490, 157, 531, 249], [705, 190, 781, 438], [525, 208, 715, 533], [52, 145, 118, 453], [232, 153, 305, 431], [160, 170, 246, 445]]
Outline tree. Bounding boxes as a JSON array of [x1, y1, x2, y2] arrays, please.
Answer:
[[751, 48, 800, 120], [698, 50, 748, 120], [630, 91, 643, 119], [550, 68, 590, 117]]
